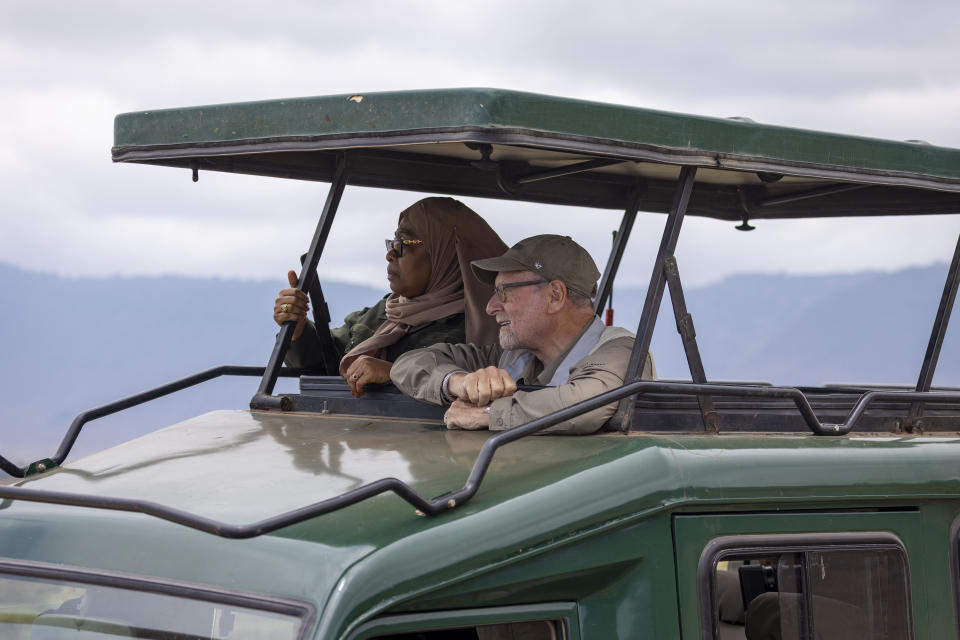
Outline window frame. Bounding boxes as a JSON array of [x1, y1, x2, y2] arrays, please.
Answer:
[[950, 513, 960, 640], [346, 601, 579, 640], [0, 557, 315, 640], [696, 532, 913, 640]]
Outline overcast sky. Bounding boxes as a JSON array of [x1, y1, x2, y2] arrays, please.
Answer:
[[2, 0, 960, 288]]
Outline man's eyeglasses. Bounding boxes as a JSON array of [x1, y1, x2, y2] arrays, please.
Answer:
[[385, 237, 423, 257], [494, 279, 547, 303]]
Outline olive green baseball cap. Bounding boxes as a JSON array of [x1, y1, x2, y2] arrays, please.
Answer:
[[470, 234, 600, 298]]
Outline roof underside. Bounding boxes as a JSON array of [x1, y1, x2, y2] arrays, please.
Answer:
[[112, 88, 960, 220]]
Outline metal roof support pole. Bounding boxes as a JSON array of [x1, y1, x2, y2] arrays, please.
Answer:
[[594, 187, 643, 316], [512, 158, 626, 185], [251, 156, 348, 410], [905, 230, 960, 432], [298, 252, 340, 375], [758, 183, 870, 208], [613, 165, 698, 433], [663, 255, 718, 432]]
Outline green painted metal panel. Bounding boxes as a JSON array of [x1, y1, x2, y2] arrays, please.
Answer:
[[113, 88, 960, 184], [672, 510, 959, 640], [114, 89, 495, 147], [360, 513, 679, 639], [4, 412, 960, 637]]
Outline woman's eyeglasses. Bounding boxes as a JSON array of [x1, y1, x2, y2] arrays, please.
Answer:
[[494, 279, 547, 303], [385, 238, 423, 257]]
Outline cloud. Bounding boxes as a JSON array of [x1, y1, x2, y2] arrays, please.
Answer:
[[6, 1, 959, 101], [1, 0, 959, 288]]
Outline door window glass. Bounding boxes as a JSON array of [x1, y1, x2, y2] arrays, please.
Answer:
[[712, 547, 909, 640]]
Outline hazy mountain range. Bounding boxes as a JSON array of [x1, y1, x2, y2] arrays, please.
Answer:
[[1, 262, 957, 475]]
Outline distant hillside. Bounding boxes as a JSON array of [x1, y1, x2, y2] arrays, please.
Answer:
[[1, 262, 957, 474], [631, 266, 960, 386], [0, 263, 384, 467]]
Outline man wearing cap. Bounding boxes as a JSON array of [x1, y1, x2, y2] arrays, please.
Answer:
[[390, 234, 656, 434]]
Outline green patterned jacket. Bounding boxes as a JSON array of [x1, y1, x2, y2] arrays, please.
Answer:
[[284, 294, 466, 371]]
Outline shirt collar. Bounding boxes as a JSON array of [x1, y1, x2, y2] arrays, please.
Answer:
[[538, 315, 606, 386]]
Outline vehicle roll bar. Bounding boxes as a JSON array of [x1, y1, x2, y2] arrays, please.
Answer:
[[0, 365, 303, 478], [3, 379, 959, 539]]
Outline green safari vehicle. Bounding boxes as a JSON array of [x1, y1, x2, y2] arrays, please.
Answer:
[[2, 89, 960, 639]]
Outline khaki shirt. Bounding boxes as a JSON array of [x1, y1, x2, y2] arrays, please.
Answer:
[[390, 319, 656, 434]]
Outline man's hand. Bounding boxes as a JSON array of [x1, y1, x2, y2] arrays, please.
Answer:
[[343, 356, 393, 397], [448, 366, 517, 405], [443, 399, 491, 430], [274, 270, 310, 340]]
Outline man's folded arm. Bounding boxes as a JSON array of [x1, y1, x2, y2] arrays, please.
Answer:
[[487, 363, 623, 434], [487, 337, 647, 435], [391, 342, 504, 405]]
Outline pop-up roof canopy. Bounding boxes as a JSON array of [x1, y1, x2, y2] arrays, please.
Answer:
[[113, 88, 960, 220]]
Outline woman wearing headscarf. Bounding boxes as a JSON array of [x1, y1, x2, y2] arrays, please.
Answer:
[[273, 197, 507, 397]]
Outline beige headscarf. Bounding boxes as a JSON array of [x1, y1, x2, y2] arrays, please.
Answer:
[[339, 197, 507, 375]]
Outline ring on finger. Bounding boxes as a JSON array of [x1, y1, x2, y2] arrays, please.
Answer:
[[280, 303, 289, 313]]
